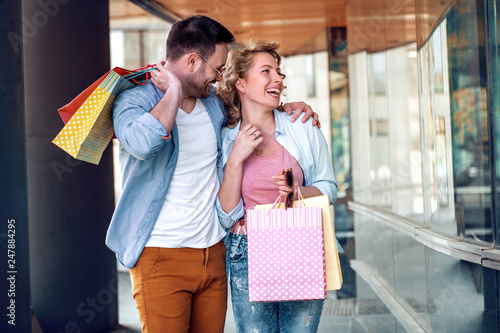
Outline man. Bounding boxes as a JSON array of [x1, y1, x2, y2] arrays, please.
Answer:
[[106, 15, 317, 333]]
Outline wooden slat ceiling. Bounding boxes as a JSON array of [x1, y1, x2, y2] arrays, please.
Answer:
[[147, 0, 347, 56], [113, 0, 456, 56]]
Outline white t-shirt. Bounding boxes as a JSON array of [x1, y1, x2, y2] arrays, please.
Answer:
[[145, 99, 225, 248]]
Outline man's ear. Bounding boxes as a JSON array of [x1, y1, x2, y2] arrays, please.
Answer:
[[235, 78, 246, 93], [186, 53, 201, 73]]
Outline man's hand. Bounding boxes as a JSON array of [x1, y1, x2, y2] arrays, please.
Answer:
[[151, 61, 182, 95], [281, 102, 321, 128], [148, 61, 183, 134]]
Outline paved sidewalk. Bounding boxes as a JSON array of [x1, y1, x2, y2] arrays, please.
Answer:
[[115, 271, 395, 333]]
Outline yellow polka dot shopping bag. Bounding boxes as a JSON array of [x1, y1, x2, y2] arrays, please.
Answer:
[[247, 189, 342, 302], [52, 65, 155, 165]]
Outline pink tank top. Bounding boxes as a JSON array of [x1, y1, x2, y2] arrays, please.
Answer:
[[231, 145, 304, 234]]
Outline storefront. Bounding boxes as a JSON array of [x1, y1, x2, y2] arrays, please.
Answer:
[[332, 0, 500, 331]]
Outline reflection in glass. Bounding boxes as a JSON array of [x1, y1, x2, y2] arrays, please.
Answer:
[[418, 2, 496, 332], [446, 3, 493, 244], [367, 52, 391, 210], [329, 26, 356, 299], [347, 0, 499, 331], [435, 116, 449, 206], [419, 21, 457, 236]]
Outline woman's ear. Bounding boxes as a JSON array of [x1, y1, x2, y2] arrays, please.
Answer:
[[235, 78, 246, 94]]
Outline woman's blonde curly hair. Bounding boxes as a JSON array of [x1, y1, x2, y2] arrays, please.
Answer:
[[215, 39, 286, 128]]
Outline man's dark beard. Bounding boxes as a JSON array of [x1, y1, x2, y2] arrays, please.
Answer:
[[184, 70, 211, 99]]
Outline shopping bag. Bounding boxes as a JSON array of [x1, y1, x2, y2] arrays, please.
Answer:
[[247, 192, 327, 302], [56, 65, 154, 124], [52, 66, 155, 165], [255, 195, 342, 291]]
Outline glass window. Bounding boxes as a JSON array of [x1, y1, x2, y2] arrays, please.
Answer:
[[347, 0, 500, 331], [417, 1, 497, 330], [367, 52, 392, 210], [445, 2, 492, 245]]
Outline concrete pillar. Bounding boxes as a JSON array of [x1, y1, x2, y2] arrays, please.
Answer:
[[22, 0, 118, 331], [0, 1, 31, 332]]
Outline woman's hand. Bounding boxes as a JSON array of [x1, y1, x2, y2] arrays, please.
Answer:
[[220, 124, 263, 214], [271, 171, 298, 198], [228, 124, 263, 165]]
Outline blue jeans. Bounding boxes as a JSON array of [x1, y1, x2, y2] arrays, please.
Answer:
[[229, 233, 324, 333]]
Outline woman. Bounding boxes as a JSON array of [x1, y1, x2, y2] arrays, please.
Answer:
[[216, 40, 339, 333]]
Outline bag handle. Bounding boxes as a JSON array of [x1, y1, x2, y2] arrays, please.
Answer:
[[296, 187, 305, 207], [123, 64, 157, 85], [269, 194, 283, 211], [266, 187, 305, 215]]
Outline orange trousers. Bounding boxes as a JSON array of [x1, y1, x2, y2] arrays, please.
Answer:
[[129, 241, 227, 333]]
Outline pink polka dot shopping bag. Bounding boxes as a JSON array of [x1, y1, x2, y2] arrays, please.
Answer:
[[247, 190, 342, 302]]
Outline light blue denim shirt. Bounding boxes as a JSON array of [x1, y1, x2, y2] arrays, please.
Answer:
[[106, 83, 241, 268], [215, 109, 343, 257], [216, 109, 338, 224]]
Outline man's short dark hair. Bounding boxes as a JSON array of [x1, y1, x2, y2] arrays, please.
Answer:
[[166, 15, 234, 61]]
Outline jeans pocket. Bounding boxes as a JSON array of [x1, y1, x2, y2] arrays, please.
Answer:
[[229, 235, 247, 262], [229, 235, 249, 291]]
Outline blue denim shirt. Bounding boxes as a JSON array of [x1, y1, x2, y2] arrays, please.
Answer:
[[106, 83, 241, 269], [216, 110, 338, 223], [216, 110, 343, 262]]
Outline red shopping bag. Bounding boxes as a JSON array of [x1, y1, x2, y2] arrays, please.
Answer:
[[57, 65, 155, 124], [52, 65, 156, 165]]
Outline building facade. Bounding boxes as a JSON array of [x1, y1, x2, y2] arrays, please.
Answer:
[[331, 0, 500, 331]]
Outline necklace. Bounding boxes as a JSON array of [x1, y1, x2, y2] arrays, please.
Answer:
[[254, 128, 275, 155]]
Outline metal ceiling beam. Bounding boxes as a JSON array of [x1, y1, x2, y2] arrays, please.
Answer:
[[128, 0, 181, 23]]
